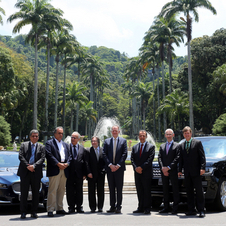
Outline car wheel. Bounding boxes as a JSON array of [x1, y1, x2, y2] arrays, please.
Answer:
[[214, 178, 226, 211], [152, 197, 162, 208]]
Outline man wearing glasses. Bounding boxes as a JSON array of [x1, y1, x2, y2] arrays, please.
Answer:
[[46, 126, 71, 217], [18, 129, 45, 219], [66, 131, 87, 214]]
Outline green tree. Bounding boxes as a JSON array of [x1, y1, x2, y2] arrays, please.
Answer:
[[159, 0, 217, 134], [158, 89, 189, 137], [0, 0, 5, 25], [8, 0, 56, 129], [0, 116, 11, 146], [212, 113, 226, 136], [65, 82, 88, 134], [132, 81, 153, 130]]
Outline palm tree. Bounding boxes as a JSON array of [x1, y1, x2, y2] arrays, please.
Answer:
[[63, 45, 87, 131], [38, 14, 72, 138], [158, 89, 189, 139], [132, 81, 153, 130], [65, 82, 88, 134], [81, 101, 97, 137], [8, 0, 55, 129], [0, 0, 5, 25], [159, 0, 217, 134], [51, 29, 72, 128]]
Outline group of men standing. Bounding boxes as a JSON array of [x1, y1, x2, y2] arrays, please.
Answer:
[[17, 125, 206, 219]]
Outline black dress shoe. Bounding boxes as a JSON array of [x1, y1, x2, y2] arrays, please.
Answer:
[[133, 209, 144, 213], [56, 210, 68, 215], [48, 212, 54, 217], [171, 210, 178, 215], [199, 211, 205, 217], [107, 208, 116, 213], [31, 213, 38, 218], [91, 209, 95, 213], [77, 208, 84, 213], [68, 209, 75, 214], [186, 210, 197, 216], [20, 213, 26, 219], [98, 209, 103, 212], [159, 208, 170, 213], [115, 209, 121, 214], [144, 209, 151, 214]]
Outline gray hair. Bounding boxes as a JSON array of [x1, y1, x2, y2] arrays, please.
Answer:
[[54, 126, 64, 134], [91, 136, 100, 146], [111, 125, 120, 131], [72, 131, 80, 139], [29, 129, 39, 136], [165, 128, 174, 134]]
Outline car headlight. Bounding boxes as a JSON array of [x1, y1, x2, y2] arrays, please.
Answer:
[[0, 183, 8, 188]]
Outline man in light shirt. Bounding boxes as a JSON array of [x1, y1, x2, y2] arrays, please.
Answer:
[[46, 126, 71, 217]]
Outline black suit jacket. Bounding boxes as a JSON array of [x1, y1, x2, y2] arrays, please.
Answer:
[[158, 141, 180, 171], [102, 137, 127, 172], [131, 142, 155, 173], [45, 138, 71, 178], [179, 138, 206, 177], [68, 144, 86, 179], [85, 147, 105, 180], [17, 141, 45, 178]]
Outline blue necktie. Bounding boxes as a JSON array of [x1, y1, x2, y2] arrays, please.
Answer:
[[29, 144, 35, 164]]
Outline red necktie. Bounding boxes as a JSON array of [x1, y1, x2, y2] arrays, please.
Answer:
[[139, 143, 143, 157]]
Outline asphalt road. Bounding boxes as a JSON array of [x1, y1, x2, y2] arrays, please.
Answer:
[[1, 194, 226, 226]]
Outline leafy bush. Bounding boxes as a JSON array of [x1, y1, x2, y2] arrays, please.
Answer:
[[0, 116, 11, 146], [212, 113, 226, 135]]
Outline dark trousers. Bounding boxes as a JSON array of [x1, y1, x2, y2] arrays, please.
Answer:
[[107, 169, 124, 210], [20, 172, 40, 213], [184, 174, 205, 212], [87, 173, 105, 210], [135, 172, 152, 211], [162, 171, 179, 211], [66, 173, 83, 210]]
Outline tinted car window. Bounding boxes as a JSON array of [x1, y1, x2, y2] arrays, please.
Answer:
[[197, 138, 226, 158], [0, 153, 19, 167]]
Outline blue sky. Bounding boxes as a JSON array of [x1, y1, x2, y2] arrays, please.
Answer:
[[1, 0, 225, 58]]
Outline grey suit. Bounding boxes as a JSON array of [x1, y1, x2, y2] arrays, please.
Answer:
[[17, 141, 45, 214]]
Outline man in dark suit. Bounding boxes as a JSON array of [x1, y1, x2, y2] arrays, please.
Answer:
[[178, 126, 206, 217], [46, 126, 71, 217], [158, 129, 180, 214], [85, 136, 105, 213], [17, 129, 45, 219], [103, 125, 127, 213], [131, 130, 155, 215], [66, 131, 86, 214]]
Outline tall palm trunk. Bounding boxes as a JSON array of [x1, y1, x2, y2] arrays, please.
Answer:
[[76, 67, 80, 131], [70, 108, 73, 134], [62, 63, 66, 139], [153, 74, 156, 139], [168, 50, 172, 93], [54, 55, 60, 128], [157, 67, 161, 142], [162, 62, 167, 133], [33, 33, 38, 129], [188, 42, 194, 134], [44, 40, 50, 144]]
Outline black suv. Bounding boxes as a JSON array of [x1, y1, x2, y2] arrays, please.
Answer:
[[151, 136, 226, 211]]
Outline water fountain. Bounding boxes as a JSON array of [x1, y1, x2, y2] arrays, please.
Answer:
[[93, 116, 122, 145]]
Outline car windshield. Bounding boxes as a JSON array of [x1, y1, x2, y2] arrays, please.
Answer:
[[0, 152, 19, 167], [197, 138, 226, 158]]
